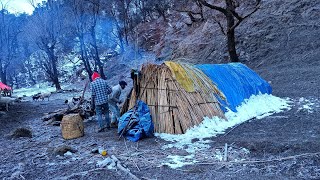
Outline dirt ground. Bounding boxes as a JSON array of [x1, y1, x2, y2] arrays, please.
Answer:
[[0, 62, 319, 180]]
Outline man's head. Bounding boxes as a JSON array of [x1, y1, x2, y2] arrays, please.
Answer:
[[91, 72, 100, 81], [119, 81, 127, 89]]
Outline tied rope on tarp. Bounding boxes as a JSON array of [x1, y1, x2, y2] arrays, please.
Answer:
[[118, 100, 154, 142]]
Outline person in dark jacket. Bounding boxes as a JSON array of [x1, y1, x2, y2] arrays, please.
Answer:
[[91, 72, 112, 132]]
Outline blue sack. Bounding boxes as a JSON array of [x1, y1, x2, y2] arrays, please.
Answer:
[[118, 100, 154, 142]]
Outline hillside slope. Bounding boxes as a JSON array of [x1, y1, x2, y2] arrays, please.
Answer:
[[137, 0, 319, 97]]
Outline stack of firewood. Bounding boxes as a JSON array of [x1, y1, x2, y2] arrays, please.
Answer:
[[41, 97, 93, 126]]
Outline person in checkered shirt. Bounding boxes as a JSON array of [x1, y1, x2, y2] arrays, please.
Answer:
[[91, 72, 112, 132]]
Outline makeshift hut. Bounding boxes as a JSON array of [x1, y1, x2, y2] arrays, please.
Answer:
[[122, 62, 226, 134], [122, 62, 273, 135]]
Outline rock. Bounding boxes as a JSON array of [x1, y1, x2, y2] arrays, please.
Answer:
[[64, 151, 73, 157], [54, 145, 77, 156], [10, 171, 22, 179], [250, 167, 260, 173], [11, 128, 32, 139], [107, 161, 116, 169], [56, 155, 64, 160], [91, 148, 98, 154], [54, 114, 64, 121], [51, 121, 61, 126], [96, 157, 113, 168], [191, 138, 200, 143]]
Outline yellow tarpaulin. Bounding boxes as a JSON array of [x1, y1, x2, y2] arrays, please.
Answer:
[[165, 61, 195, 92], [165, 61, 226, 100]]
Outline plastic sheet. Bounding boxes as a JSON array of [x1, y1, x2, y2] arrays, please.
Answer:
[[118, 100, 154, 142], [196, 63, 272, 112], [165, 61, 195, 92]]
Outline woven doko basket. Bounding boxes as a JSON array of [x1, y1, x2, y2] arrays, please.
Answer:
[[60, 113, 84, 140]]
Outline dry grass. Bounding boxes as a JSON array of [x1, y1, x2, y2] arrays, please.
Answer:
[[11, 128, 32, 139]]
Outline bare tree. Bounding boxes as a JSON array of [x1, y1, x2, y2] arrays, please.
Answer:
[[27, 0, 71, 90], [87, 0, 106, 79], [0, 3, 22, 85], [174, 0, 205, 25], [198, 0, 261, 62], [68, 0, 95, 80]]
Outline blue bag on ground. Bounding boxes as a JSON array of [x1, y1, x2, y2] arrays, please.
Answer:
[[196, 63, 272, 112], [118, 100, 154, 142]]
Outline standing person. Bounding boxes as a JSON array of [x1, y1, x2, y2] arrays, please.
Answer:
[[91, 72, 112, 132], [109, 81, 127, 127]]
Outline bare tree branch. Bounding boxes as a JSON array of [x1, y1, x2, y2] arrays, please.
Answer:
[[229, 2, 261, 31], [213, 17, 226, 35], [198, 0, 228, 16]]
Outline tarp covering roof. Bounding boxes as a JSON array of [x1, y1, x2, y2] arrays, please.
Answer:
[[0, 82, 12, 90], [196, 63, 272, 112]]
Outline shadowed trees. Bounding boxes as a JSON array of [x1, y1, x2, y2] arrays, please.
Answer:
[[0, 4, 22, 85]]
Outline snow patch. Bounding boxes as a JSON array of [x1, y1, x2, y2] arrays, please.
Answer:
[[297, 97, 318, 113], [156, 94, 291, 168], [14, 84, 56, 97], [164, 155, 198, 169], [14, 83, 71, 97]]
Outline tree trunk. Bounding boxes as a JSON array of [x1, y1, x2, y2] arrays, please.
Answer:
[[0, 59, 6, 84], [117, 27, 125, 54], [155, 5, 167, 21], [121, 0, 129, 45], [142, 0, 146, 22], [227, 29, 239, 62], [51, 59, 61, 90], [90, 28, 106, 79], [27, 68, 37, 85], [47, 46, 61, 91], [0, 71, 6, 85], [51, 58, 61, 90], [226, 0, 239, 62], [53, 76, 61, 90], [79, 34, 93, 80], [13, 72, 19, 89]]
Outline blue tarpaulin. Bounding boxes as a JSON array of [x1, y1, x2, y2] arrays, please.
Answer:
[[118, 100, 154, 142], [196, 63, 272, 112]]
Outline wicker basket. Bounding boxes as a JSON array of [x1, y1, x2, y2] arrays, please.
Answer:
[[60, 113, 84, 140]]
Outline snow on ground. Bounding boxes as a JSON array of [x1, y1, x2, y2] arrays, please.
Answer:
[[162, 155, 197, 169], [296, 97, 319, 113], [156, 94, 292, 168], [13, 83, 81, 97], [14, 84, 58, 97]]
